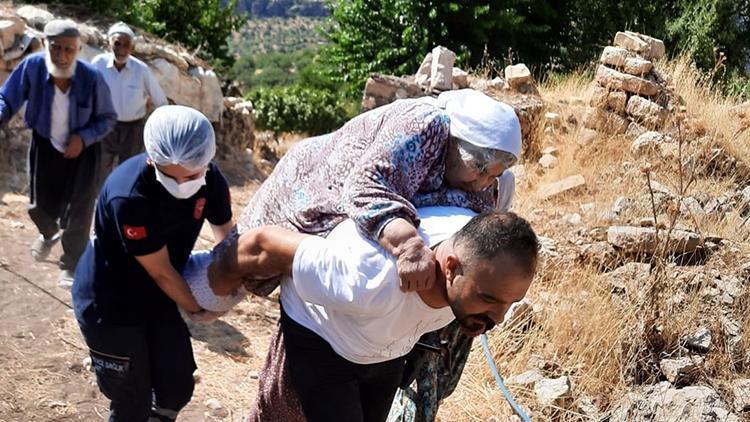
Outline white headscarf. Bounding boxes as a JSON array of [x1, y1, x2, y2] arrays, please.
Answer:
[[435, 89, 522, 159]]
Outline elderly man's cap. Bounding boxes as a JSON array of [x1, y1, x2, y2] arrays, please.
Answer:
[[107, 22, 135, 39], [43, 19, 80, 38]]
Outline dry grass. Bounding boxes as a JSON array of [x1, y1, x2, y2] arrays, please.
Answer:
[[441, 55, 750, 420]]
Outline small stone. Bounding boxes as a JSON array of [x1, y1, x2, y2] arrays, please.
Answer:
[[205, 398, 229, 418], [680, 197, 704, 217], [545, 112, 562, 128], [534, 376, 571, 408], [539, 154, 558, 169], [612, 196, 633, 216], [683, 327, 711, 353], [732, 379, 750, 412], [631, 131, 665, 156], [564, 213, 582, 225], [504, 63, 532, 88], [249, 370, 259, 379], [193, 370, 202, 384], [452, 67, 468, 89], [83, 356, 92, 372], [541, 146, 558, 155], [660, 356, 704, 386], [578, 128, 598, 146], [626, 121, 648, 137], [626, 96, 667, 128]]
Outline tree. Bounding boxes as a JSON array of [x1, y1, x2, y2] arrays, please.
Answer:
[[319, 0, 750, 92], [124, 0, 244, 68]]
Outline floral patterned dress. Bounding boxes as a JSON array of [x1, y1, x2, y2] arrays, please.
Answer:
[[238, 98, 496, 421]]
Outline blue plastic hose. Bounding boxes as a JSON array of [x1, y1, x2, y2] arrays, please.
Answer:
[[480, 334, 532, 422]]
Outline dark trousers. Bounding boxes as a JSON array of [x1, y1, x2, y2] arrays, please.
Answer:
[[77, 310, 197, 422], [281, 309, 406, 422], [99, 118, 145, 188], [28, 132, 99, 270]]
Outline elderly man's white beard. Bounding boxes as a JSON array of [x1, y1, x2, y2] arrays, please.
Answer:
[[44, 48, 77, 79]]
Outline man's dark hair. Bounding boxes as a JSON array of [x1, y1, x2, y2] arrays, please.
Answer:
[[452, 211, 538, 276]]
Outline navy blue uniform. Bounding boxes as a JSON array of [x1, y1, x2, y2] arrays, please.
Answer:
[[72, 153, 231, 422]]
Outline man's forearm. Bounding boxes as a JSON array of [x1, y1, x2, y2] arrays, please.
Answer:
[[208, 226, 308, 296]]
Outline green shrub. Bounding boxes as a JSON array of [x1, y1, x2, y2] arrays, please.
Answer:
[[248, 85, 355, 135]]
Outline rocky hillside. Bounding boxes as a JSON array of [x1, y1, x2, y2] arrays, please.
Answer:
[[366, 38, 750, 420]]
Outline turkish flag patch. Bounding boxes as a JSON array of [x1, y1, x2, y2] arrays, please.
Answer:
[[123, 225, 147, 240], [193, 197, 206, 219]]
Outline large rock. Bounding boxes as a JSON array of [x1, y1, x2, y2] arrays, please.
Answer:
[[429, 46, 455, 91], [16, 5, 53, 30], [0, 18, 25, 52], [607, 226, 702, 254], [149, 57, 202, 111], [631, 131, 666, 156], [602, 262, 650, 294], [538, 175, 586, 200], [610, 382, 739, 422], [189, 67, 223, 123], [583, 106, 629, 134], [683, 327, 712, 353], [626, 95, 666, 128], [596, 65, 660, 96], [361, 73, 426, 111], [414, 52, 432, 87]]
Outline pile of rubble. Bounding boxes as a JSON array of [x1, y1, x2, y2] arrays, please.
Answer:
[[361, 45, 545, 160], [583, 31, 673, 138], [0, 4, 254, 158]]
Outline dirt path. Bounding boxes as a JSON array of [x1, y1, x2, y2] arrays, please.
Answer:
[[0, 177, 278, 421]]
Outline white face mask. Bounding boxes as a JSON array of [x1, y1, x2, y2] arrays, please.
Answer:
[[154, 167, 206, 199]]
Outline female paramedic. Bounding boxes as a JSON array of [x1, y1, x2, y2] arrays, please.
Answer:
[[72, 105, 234, 422]]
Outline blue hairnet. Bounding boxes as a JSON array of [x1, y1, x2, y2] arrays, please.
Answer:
[[144, 105, 216, 171]]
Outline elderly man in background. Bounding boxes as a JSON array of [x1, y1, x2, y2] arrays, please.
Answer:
[[0, 20, 116, 287], [92, 22, 167, 182]]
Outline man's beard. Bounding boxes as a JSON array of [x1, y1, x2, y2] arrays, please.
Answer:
[[450, 301, 497, 337], [45, 49, 77, 79]]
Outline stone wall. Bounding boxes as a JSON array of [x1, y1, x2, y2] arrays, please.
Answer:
[[583, 31, 671, 137]]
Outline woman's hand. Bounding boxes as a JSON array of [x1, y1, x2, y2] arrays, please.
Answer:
[[379, 218, 437, 292], [394, 237, 436, 292]]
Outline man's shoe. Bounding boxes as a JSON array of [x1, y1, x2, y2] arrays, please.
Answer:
[[58, 269, 74, 289], [30, 234, 59, 262]]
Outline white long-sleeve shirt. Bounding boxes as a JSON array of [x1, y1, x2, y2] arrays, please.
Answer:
[[91, 53, 167, 122], [281, 206, 476, 364]]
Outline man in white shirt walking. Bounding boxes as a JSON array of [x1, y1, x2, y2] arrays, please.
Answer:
[[207, 208, 539, 422], [92, 22, 167, 182]]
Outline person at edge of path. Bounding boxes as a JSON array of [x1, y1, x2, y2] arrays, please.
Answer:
[[92, 21, 168, 185], [71, 105, 234, 422], [206, 208, 538, 422], [207, 87, 523, 419], [0, 19, 116, 287]]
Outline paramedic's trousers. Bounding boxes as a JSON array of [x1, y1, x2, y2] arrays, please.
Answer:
[[28, 132, 99, 271], [282, 308, 406, 422], [76, 309, 196, 422]]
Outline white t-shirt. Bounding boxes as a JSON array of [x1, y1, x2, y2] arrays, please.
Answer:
[[281, 206, 476, 364], [91, 53, 168, 122], [49, 85, 70, 153]]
